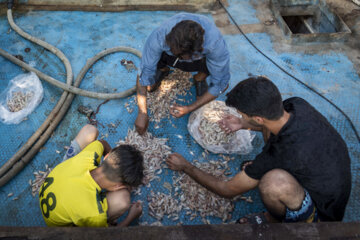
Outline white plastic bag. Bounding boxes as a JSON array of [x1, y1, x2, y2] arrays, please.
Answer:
[[0, 72, 43, 124], [188, 100, 254, 155]]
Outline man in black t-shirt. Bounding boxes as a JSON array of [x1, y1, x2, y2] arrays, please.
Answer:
[[166, 76, 351, 223]]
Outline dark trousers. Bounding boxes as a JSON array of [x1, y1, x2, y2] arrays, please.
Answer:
[[157, 52, 210, 75]]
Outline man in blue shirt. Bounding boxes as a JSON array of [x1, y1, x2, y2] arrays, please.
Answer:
[[135, 13, 230, 134]]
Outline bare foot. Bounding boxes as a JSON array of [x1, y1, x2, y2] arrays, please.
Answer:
[[194, 72, 208, 82]]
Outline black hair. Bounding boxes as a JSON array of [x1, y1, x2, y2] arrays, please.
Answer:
[[225, 76, 284, 120], [102, 145, 144, 187], [166, 20, 205, 57]]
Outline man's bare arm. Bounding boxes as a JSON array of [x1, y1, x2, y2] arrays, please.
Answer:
[[135, 75, 149, 134], [166, 153, 259, 198], [136, 75, 147, 115], [187, 83, 229, 113], [184, 161, 258, 198], [99, 140, 111, 156], [170, 91, 216, 118], [219, 114, 263, 133], [188, 91, 216, 112]]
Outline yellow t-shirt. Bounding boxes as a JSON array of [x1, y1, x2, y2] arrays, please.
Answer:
[[39, 141, 108, 227]]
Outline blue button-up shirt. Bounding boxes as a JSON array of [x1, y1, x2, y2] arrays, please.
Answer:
[[139, 13, 230, 97]]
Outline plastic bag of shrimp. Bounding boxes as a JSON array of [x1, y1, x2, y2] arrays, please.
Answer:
[[188, 100, 255, 154], [0, 72, 43, 124]]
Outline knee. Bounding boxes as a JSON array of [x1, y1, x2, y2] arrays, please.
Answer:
[[194, 72, 208, 82], [146, 85, 154, 92], [146, 82, 160, 93], [82, 124, 99, 142], [259, 169, 293, 197], [75, 124, 99, 149], [84, 124, 99, 140], [107, 190, 131, 219], [117, 195, 131, 213]]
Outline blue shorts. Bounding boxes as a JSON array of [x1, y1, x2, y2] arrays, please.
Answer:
[[62, 139, 81, 161], [284, 190, 320, 223]]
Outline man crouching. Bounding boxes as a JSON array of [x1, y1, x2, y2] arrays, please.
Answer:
[[166, 76, 351, 223], [39, 124, 143, 227]]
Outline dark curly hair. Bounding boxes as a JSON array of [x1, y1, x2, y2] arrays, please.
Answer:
[[225, 76, 284, 120], [102, 145, 144, 187], [166, 20, 205, 57]]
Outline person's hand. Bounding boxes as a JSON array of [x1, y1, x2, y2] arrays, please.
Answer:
[[218, 114, 244, 134], [127, 201, 142, 219], [166, 153, 190, 171], [169, 103, 191, 118], [135, 112, 149, 135], [240, 160, 253, 171]]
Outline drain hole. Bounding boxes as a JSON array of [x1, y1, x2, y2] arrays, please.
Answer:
[[271, 0, 351, 42], [282, 15, 312, 34], [282, 13, 338, 34]]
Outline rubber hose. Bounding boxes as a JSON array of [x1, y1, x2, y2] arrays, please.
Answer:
[[5, 9, 140, 99], [0, 46, 139, 186], [0, 9, 74, 178], [0, 48, 138, 99], [0, 10, 139, 186], [0, 46, 140, 186]]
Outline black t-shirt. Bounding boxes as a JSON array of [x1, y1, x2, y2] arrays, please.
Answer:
[[245, 97, 351, 221]]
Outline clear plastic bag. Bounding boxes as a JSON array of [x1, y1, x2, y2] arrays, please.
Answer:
[[0, 72, 43, 124], [188, 100, 255, 155]]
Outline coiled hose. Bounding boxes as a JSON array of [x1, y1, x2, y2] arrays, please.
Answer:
[[0, 7, 140, 186]]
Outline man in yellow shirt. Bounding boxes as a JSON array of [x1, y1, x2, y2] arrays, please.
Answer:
[[39, 124, 143, 227]]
